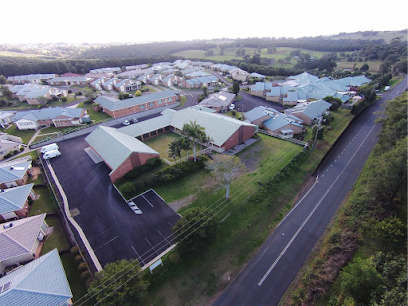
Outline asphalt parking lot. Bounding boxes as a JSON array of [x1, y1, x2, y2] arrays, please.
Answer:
[[48, 136, 180, 267]]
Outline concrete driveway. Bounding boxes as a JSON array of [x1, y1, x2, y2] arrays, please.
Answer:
[[49, 136, 180, 267]]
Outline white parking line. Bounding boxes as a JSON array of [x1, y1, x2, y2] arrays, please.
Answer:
[[145, 237, 159, 255], [168, 221, 174, 227], [94, 236, 118, 252], [131, 246, 145, 265], [88, 227, 113, 241], [157, 229, 171, 246], [142, 195, 154, 207]]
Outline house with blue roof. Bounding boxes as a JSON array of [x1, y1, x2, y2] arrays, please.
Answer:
[[180, 75, 219, 89], [0, 249, 72, 305], [12, 108, 86, 130], [94, 90, 180, 119], [285, 100, 332, 125], [0, 183, 35, 222], [0, 157, 32, 189], [244, 106, 304, 137]]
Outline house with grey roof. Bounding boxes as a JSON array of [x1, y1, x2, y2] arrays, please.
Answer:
[[284, 100, 332, 125], [85, 126, 160, 183], [198, 91, 236, 113], [0, 249, 72, 305], [244, 106, 304, 137], [47, 76, 91, 86], [0, 112, 15, 128], [249, 72, 266, 80], [119, 107, 258, 153], [0, 158, 32, 188], [6, 74, 57, 85], [94, 90, 179, 119], [0, 213, 49, 275], [180, 75, 219, 89], [12, 108, 86, 130], [160, 74, 183, 87], [0, 183, 35, 222]]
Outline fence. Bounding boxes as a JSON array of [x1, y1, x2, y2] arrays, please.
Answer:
[[258, 129, 308, 147]]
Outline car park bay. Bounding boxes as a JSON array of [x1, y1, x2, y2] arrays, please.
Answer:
[[48, 136, 180, 267]]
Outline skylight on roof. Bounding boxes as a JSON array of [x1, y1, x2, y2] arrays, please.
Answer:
[[0, 282, 11, 293]]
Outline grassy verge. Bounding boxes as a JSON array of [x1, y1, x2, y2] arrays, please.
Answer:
[[29, 185, 57, 216], [142, 85, 157, 92], [41, 215, 70, 254], [3, 124, 36, 144], [76, 102, 111, 121], [141, 109, 354, 305], [60, 253, 94, 305], [175, 95, 187, 108]]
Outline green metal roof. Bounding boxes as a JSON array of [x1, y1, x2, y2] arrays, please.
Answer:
[[85, 126, 159, 172]]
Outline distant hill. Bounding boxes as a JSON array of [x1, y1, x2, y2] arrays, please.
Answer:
[[330, 30, 407, 43]]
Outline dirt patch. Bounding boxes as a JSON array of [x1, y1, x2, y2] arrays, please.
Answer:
[[30, 166, 41, 180], [168, 194, 197, 212], [292, 174, 316, 204], [238, 147, 265, 172]]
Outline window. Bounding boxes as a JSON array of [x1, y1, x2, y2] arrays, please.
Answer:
[[168, 97, 172, 102], [149, 102, 154, 107], [140, 104, 145, 109], [157, 100, 163, 105]]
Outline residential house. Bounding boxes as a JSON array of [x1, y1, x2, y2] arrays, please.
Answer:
[[0, 112, 15, 128], [89, 67, 121, 74], [6, 74, 57, 85], [147, 74, 162, 85], [90, 77, 110, 91], [244, 106, 304, 137], [114, 79, 132, 92], [0, 183, 35, 222], [119, 107, 258, 153], [117, 69, 145, 79], [137, 72, 154, 84], [191, 61, 214, 68], [180, 76, 219, 89], [160, 74, 183, 87], [284, 100, 332, 125], [198, 91, 235, 112], [12, 108, 86, 130], [0, 158, 32, 189], [0, 213, 49, 275], [94, 90, 179, 119], [47, 76, 91, 86], [0, 134, 23, 160], [0, 249, 73, 305], [85, 126, 160, 183], [101, 78, 120, 91], [248, 72, 266, 80], [184, 71, 212, 79], [231, 69, 249, 82]]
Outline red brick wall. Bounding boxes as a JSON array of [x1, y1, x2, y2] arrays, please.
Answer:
[[110, 152, 160, 183], [222, 125, 255, 151]]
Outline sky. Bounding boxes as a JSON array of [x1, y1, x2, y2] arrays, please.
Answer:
[[2, 0, 407, 44]]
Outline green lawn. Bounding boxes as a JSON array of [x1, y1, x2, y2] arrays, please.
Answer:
[[142, 85, 157, 92], [143, 132, 201, 162], [76, 102, 111, 121], [10, 150, 38, 161], [3, 124, 36, 144], [336, 60, 382, 73], [60, 253, 94, 305], [174, 95, 186, 109], [29, 186, 56, 216], [41, 215, 69, 254]]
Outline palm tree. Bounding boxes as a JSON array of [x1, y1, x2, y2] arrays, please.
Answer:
[[198, 133, 213, 156], [180, 136, 191, 160], [168, 138, 183, 164], [182, 120, 205, 162]]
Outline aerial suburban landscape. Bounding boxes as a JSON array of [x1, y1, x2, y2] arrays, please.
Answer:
[[0, 2, 407, 305]]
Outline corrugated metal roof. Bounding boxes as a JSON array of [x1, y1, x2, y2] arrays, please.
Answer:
[[85, 126, 159, 171], [0, 249, 72, 305], [285, 100, 331, 119], [198, 92, 235, 108], [0, 183, 33, 214], [95, 90, 178, 111], [0, 160, 31, 184], [12, 108, 83, 122], [0, 213, 46, 262]]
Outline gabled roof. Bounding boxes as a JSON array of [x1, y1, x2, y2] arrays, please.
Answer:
[[85, 126, 159, 172], [114, 79, 130, 88], [0, 159, 32, 184], [0, 213, 46, 262], [249, 72, 266, 78], [94, 90, 178, 111], [263, 113, 303, 132], [186, 75, 218, 85], [23, 88, 51, 99], [198, 91, 235, 108], [12, 108, 84, 122], [48, 76, 90, 83], [0, 249, 72, 305], [285, 100, 332, 119], [0, 183, 33, 215]]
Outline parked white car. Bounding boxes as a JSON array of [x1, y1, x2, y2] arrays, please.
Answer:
[[43, 149, 61, 160], [229, 103, 235, 110], [123, 120, 130, 126]]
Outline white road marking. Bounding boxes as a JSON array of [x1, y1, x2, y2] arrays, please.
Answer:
[[145, 237, 159, 255], [131, 246, 145, 265], [258, 122, 378, 286], [157, 229, 171, 246], [168, 221, 174, 227], [142, 195, 154, 207], [88, 227, 113, 241], [94, 236, 118, 252]]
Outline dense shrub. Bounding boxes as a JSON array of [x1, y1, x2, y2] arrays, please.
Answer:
[[123, 158, 162, 179], [120, 182, 136, 198], [78, 262, 88, 271], [61, 97, 67, 102]]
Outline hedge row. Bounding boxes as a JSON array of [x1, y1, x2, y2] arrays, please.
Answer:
[[119, 157, 207, 199], [122, 158, 163, 180]]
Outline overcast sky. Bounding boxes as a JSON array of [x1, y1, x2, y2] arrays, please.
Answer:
[[2, 0, 407, 44]]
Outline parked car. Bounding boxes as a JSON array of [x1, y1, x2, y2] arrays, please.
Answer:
[[229, 103, 235, 110], [131, 118, 138, 123], [43, 149, 61, 160], [123, 120, 130, 126], [40, 143, 59, 154]]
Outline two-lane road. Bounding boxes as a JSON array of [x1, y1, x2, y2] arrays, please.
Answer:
[[214, 77, 407, 305]]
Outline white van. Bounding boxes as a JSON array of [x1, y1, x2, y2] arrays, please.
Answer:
[[43, 149, 61, 160], [41, 143, 59, 154]]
